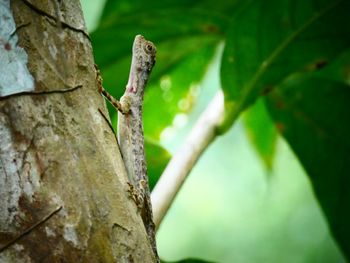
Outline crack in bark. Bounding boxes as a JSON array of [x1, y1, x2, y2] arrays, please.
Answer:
[[20, 0, 90, 41], [0, 205, 62, 253], [112, 222, 130, 233], [9, 22, 31, 39]]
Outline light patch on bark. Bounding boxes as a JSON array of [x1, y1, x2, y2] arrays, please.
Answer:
[[0, 0, 34, 97], [51, 194, 64, 210], [45, 226, 56, 237], [63, 224, 79, 247]]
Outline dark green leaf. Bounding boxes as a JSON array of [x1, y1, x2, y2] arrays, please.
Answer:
[[92, 7, 227, 69], [314, 49, 350, 85], [220, 0, 350, 133], [243, 98, 277, 170], [101, 0, 238, 24], [266, 75, 350, 257]]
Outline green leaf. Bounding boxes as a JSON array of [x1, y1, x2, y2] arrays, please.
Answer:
[[266, 75, 350, 257], [92, 7, 228, 69], [100, 0, 238, 24], [243, 98, 277, 170], [145, 139, 171, 190], [220, 0, 350, 133]]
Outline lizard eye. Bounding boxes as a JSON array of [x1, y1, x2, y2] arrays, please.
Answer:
[[144, 42, 155, 54]]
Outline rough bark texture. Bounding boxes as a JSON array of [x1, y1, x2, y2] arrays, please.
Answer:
[[0, 0, 156, 262]]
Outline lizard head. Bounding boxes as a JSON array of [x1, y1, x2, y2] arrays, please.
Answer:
[[126, 35, 156, 94], [133, 35, 156, 73]]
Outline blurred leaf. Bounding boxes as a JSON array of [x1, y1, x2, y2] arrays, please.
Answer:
[[266, 75, 350, 257], [145, 138, 171, 190], [101, 0, 196, 19], [243, 99, 277, 170], [101, 0, 239, 25], [220, 0, 350, 133], [92, 10, 226, 68]]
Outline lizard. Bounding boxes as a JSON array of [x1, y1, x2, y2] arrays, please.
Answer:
[[96, 35, 159, 261]]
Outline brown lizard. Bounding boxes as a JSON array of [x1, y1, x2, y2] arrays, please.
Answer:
[[96, 35, 158, 261]]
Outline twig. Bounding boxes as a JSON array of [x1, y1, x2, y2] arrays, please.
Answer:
[[98, 108, 115, 134], [98, 108, 119, 146], [0, 205, 62, 252], [0, 84, 82, 100], [151, 91, 225, 229], [10, 22, 31, 38]]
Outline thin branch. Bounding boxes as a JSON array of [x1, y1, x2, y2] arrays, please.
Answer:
[[98, 108, 120, 146], [151, 91, 225, 228], [0, 205, 62, 252], [0, 84, 82, 100]]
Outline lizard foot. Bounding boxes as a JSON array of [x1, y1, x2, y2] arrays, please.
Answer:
[[127, 182, 144, 211]]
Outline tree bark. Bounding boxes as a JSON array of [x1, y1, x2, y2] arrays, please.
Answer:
[[0, 0, 156, 262]]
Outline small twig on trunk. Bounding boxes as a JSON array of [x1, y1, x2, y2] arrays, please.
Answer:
[[0, 84, 82, 100], [0, 205, 62, 252]]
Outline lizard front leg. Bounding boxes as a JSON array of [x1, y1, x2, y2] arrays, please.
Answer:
[[95, 64, 131, 114]]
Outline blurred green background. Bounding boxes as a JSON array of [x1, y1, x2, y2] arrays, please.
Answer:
[[80, 0, 349, 262]]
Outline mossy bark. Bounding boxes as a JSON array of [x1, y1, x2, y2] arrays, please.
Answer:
[[0, 1, 156, 262]]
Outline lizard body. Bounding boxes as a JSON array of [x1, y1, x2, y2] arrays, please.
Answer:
[[97, 35, 158, 261]]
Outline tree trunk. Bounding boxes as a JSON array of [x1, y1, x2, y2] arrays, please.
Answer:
[[0, 0, 156, 262]]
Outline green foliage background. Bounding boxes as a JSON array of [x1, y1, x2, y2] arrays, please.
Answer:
[[81, 0, 350, 262]]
